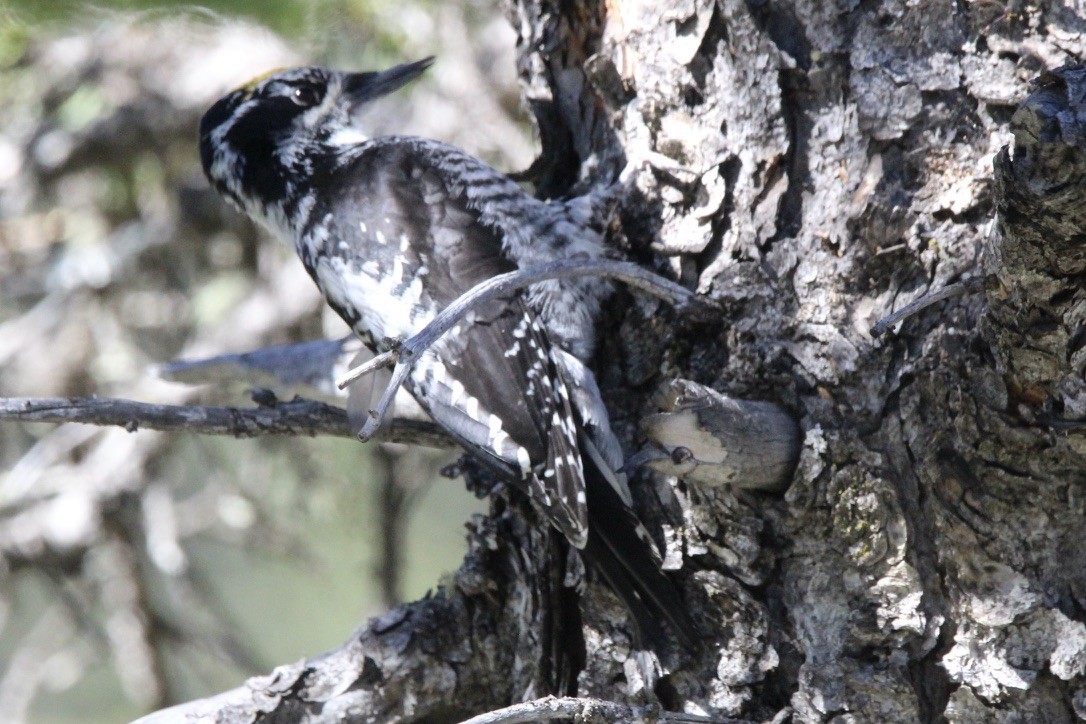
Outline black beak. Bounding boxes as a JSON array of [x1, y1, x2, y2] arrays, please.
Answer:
[[343, 57, 434, 106]]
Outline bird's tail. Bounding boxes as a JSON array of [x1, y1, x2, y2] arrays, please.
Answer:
[[580, 451, 698, 651], [550, 347, 696, 650]]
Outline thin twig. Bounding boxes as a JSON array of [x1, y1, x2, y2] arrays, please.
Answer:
[[337, 348, 398, 389], [0, 397, 452, 449], [874, 242, 907, 256], [456, 695, 737, 724], [871, 277, 984, 337], [341, 258, 711, 441], [356, 360, 415, 440]]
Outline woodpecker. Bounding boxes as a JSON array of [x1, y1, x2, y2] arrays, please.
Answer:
[[199, 59, 694, 647]]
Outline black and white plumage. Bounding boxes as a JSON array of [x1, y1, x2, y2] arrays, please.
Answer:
[[199, 60, 694, 647]]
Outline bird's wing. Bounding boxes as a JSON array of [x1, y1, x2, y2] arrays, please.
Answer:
[[313, 139, 589, 547]]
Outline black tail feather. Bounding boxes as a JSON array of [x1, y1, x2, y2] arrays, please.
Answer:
[[581, 457, 697, 651]]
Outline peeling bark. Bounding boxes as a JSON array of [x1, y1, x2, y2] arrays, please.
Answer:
[[139, 0, 1086, 722]]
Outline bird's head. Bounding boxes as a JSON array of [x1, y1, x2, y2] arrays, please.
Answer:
[[199, 58, 433, 228]]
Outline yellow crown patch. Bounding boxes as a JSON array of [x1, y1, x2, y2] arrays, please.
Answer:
[[232, 68, 287, 98]]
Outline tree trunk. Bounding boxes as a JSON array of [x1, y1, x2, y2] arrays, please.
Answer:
[[142, 1, 1086, 721]]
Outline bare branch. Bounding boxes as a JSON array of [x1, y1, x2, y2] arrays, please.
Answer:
[[456, 696, 742, 724], [336, 348, 398, 389], [870, 278, 984, 337], [354, 361, 414, 442], [637, 378, 800, 491], [0, 397, 453, 449], [343, 257, 714, 440]]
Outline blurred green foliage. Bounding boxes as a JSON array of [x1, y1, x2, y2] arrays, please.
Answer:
[[0, 0, 423, 68], [4, 0, 311, 36]]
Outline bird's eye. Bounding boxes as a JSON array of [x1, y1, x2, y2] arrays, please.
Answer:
[[291, 85, 322, 107]]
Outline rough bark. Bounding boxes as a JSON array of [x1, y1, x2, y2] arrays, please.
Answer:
[[119, 0, 1086, 721]]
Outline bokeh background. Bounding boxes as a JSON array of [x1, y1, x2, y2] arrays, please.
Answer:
[[0, 2, 533, 721]]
